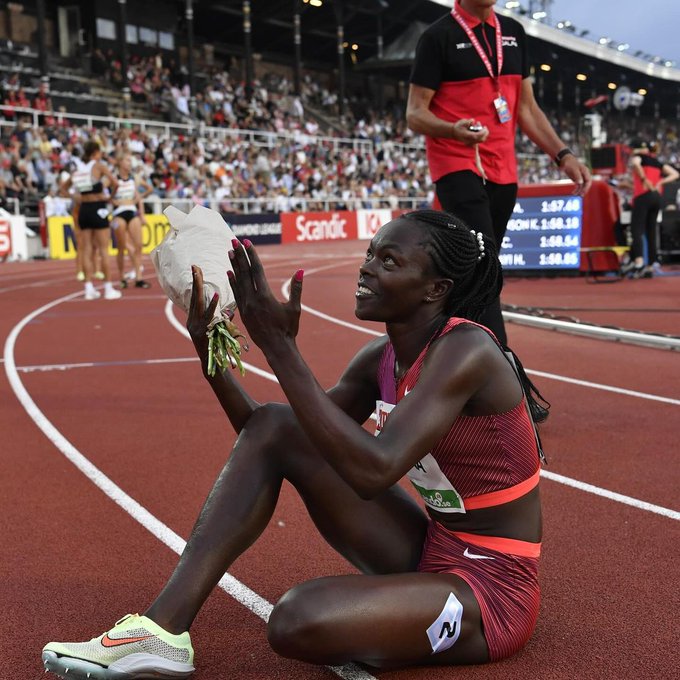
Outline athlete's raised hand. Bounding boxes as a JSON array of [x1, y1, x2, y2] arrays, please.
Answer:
[[228, 239, 303, 352]]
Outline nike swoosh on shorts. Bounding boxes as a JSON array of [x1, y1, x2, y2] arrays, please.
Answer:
[[463, 547, 495, 560]]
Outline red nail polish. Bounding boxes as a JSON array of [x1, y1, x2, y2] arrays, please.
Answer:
[[243, 239, 252, 248], [212, 292, 219, 301], [231, 238, 240, 249], [294, 269, 304, 282], [227, 270, 235, 279]]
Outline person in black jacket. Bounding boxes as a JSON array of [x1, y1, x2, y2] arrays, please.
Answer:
[[623, 140, 679, 277]]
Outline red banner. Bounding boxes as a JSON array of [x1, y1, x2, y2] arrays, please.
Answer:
[[0, 218, 11, 258], [356, 209, 393, 240], [281, 211, 357, 244]]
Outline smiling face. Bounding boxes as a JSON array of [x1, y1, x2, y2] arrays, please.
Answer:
[[355, 218, 450, 323]]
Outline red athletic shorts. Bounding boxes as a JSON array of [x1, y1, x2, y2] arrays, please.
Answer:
[[417, 521, 541, 661]]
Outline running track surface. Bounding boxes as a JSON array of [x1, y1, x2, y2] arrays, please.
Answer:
[[2, 244, 679, 680]]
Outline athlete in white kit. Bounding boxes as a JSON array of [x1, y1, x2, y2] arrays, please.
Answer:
[[111, 155, 151, 289], [61, 141, 121, 300]]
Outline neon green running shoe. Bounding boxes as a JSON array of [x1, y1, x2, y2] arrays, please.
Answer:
[[42, 613, 195, 679]]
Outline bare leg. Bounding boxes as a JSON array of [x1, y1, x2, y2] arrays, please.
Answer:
[[93, 228, 113, 281], [80, 229, 94, 282], [144, 404, 428, 633], [74, 227, 85, 277], [268, 573, 488, 667], [127, 216, 144, 280], [145, 404, 489, 666], [113, 219, 127, 281]]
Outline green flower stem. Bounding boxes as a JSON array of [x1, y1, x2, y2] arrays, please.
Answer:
[[206, 321, 245, 377]]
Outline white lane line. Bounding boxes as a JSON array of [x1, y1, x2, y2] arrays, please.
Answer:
[[22, 350, 680, 406], [526, 369, 680, 406], [3, 291, 375, 680], [540, 471, 680, 520], [167, 295, 680, 522], [301, 304, 382, 337], [17, 357, 199, 373], [285, 260, 384, 337]]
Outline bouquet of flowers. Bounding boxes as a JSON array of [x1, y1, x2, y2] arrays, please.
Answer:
[[151, 205, 246, 376]]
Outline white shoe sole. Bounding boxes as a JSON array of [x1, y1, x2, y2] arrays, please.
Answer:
[[42, 650, 195, 679], [84, 292, 101, 301], [104, 291, 123, 300]]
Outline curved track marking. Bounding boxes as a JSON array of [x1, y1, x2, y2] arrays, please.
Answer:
[[18, 357, 199, 373], [539, 471, 680, 520], [526, 369, 680, 406], [3, 289, 375, 680]]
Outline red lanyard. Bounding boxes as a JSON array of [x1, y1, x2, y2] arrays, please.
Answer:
[[451, 4, 503, 89]]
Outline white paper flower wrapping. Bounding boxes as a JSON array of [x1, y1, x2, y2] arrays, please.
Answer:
[[151, 204, 237, 328]]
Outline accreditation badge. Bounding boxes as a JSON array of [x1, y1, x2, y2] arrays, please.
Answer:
[[494, 95, 512, 124]]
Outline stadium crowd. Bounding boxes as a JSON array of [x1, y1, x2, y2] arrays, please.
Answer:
[[1, 58, 679, 218], [29, 121, 435, 217]]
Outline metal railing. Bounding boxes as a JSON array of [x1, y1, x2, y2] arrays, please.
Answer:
[[4, 197, 21, 215], [0, 105, 410, 154], [0, 105, 581, 161], [142, 195, 431, 215]]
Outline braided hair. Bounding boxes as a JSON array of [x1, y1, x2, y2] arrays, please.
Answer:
[[402, 209, 551, 425], [401, 209, 502, 323]]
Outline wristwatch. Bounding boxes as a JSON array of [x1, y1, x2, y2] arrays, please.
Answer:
[[554, 147, 574, 166]]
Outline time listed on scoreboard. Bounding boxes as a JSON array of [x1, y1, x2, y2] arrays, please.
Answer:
[[500, 195, 583, 270]]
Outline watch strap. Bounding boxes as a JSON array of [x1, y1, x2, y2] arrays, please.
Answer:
[[554, 147, 574, 165]]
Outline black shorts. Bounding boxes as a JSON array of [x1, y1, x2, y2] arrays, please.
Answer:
[[78, 201, 111, 230], [112, 208, 139, 224]]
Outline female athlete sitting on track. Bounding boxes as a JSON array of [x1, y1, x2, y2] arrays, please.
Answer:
[[43, 210, 544, 679], [111, 155, 152, 290]]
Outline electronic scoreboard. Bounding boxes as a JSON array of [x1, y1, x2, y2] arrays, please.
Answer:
[[501, 195, 583, 270]]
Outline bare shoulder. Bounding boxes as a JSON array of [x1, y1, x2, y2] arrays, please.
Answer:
[[423, 323, 511, 390], [425, 323, 523, 413], [433, 322, 501, 361]]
